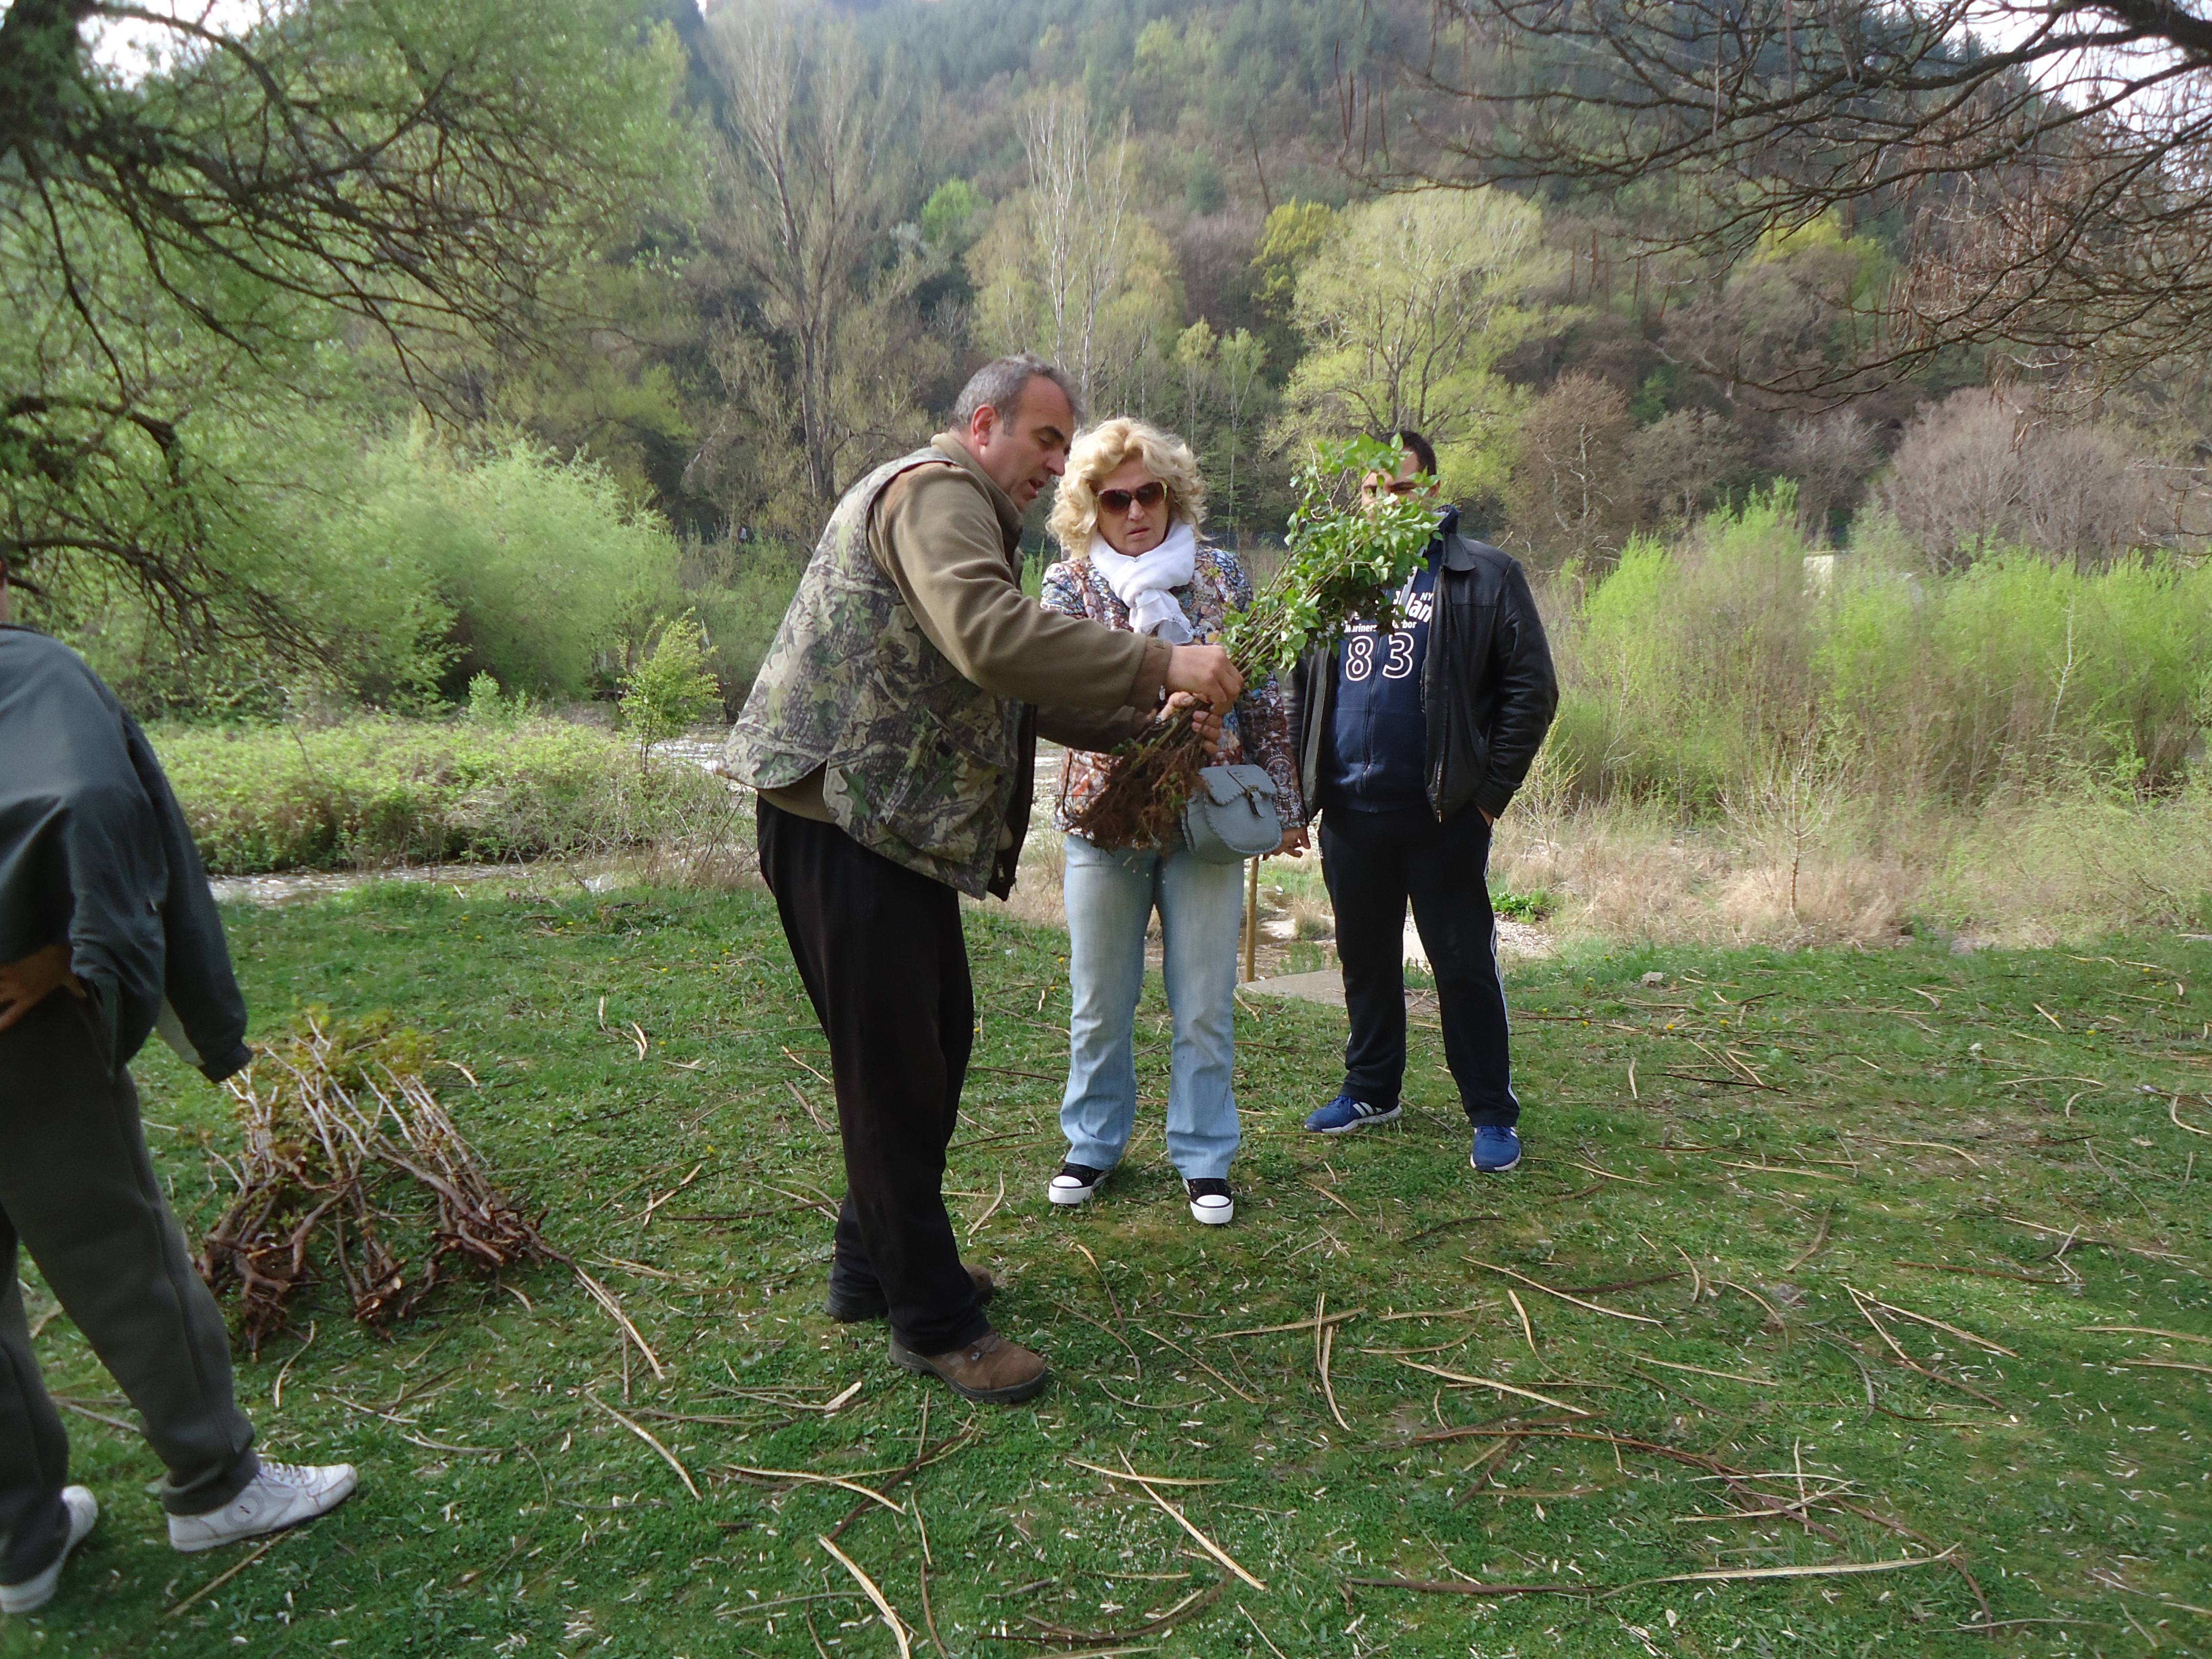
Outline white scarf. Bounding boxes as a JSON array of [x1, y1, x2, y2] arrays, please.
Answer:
[[1087, 520, 1197, 644]]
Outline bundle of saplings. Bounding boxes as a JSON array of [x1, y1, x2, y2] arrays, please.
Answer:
[[197, 1013, 560, 1351]]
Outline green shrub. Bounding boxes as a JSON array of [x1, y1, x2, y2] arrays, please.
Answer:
[[619, 613, 722, 755], [1491, 888, 1556, 923], [157, 717, 737, 874], [353, 427, 683, 701], [1543, 490, 2212, 819]]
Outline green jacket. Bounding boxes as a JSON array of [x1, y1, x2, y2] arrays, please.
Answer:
[[0, 625, 251, 1079]]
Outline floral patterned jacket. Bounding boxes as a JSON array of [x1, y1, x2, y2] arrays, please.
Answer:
[[1039, 541, 1304, 841]]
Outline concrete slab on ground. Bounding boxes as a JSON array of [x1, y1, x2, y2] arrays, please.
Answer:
[[1240, 970, 1345, 1005]]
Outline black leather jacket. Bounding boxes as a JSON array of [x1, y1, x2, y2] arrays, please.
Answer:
[[1288, 528, 1558, 824]]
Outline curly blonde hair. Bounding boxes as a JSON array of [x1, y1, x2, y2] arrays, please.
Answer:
[[1047, 418, 1208, 554]]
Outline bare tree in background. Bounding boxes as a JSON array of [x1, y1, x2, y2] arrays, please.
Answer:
[[1021, 89, 1135, 411], [1874, 387, 2195, 565], [1626, 408, 1750, 525], [1777, 412, 1884, 534], [1348, 0, 2212, 382], [1507, 371, 1636, 560], [698, 0, 938, 517]]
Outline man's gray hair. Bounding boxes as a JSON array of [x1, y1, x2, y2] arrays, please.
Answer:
[[951, 355, 1080, 428]]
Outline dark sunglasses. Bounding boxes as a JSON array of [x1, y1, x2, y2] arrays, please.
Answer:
[[1097, 481, 1167, 515]]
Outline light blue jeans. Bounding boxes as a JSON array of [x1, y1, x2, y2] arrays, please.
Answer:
[[1060, 833, 1244, 1181]]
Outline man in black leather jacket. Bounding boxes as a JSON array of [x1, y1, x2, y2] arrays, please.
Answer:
[[1286, 432, 1559, 1172]]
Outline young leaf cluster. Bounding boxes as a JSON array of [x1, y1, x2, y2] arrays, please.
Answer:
[[1223, 434, 1438, 677]]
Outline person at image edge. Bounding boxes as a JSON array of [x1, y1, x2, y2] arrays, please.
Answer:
[[0, 556, 358, 1619]]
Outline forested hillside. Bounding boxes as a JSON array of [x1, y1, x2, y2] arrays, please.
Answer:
[[8, 0, 2210, 721]]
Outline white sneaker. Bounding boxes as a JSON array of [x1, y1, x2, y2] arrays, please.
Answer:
[[1, 1486, 97, 1614], [1048, 1161, 1111, 1206], [168, 1460, 358, 1554], [1186, 1178, 1235, 1225]]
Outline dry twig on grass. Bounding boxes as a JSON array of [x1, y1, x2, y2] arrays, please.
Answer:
[[1467, 1259, 1666, 1326], [1505, 1288, 1537, 1354], [1451, 1433, 1523, 1506], [573, 1267, 666, 1378], [2078, 1325, 2212, 1345], [162, 1534, 287, 1619], [1784, 1209, 1834, 1273], [1345, 1574, 1581, 1599], [1108, 1454, 1268, 1591], [725, 1463, 906, 1511], [816, 1535, 913, 1659], [1400, 1215, 1502, 1245], [1216, 1307, 1365, 1337], [1132, 1326, 1258, 1404], [1843, 1290, 2003, 1407], [1392, 1360, 1594, 1416], [824, 1428, 977, 1544], [196, 1014, 560, 1352], [589, 1393, 701, 1499], [1848, 1290, 2018, 1356], [1023, 1582, 1225, 1645]]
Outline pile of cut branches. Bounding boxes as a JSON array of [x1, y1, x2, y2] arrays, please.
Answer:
[[1067, 435, 1438, 849], [197, 1012, 561, 1353]]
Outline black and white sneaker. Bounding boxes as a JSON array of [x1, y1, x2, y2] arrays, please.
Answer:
[[1186, 1178, 1234, 1225], [1048, 1162, 1111, 1206]]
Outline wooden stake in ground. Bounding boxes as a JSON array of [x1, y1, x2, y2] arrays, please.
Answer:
[[1242, 856, 1259, 984]]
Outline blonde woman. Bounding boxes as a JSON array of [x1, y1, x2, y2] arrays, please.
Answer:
[[1038, 419, 1304, 1225]]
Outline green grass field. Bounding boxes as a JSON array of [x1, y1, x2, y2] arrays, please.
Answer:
[[8, 884, 2208, 1658]]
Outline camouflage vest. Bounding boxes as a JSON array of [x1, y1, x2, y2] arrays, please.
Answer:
[[721, 445, 1028, 898]]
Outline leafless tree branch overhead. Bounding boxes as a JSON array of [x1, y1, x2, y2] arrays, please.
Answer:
[[1347, 0, 2212, 378]]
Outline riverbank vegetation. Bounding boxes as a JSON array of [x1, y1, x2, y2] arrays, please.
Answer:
[[158, 717, 736, 875]]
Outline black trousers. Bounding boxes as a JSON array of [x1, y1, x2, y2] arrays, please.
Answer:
[[0, 992, 259, 1584], [1319, 802, 1520, 1128], [756, 800, 991, 1354]]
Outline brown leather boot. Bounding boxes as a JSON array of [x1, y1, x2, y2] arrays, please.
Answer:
[[888, 1328, 1051, 1404], [824, 1264, 995, 1323]]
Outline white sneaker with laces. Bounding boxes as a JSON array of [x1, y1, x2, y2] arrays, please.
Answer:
[[1, 1485, 97, 1614], [168, 1460, 358, 1554]]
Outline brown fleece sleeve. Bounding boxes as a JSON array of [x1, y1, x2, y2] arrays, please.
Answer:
[[871, 468, 1167, 711]]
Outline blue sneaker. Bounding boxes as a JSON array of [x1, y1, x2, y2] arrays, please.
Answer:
[[1304, 1093, 1402, 1134], [1471, 1125, 1522, 1172]]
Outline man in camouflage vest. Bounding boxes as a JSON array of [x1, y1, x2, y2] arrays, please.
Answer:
[[722, 357, 1242, 1403]]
